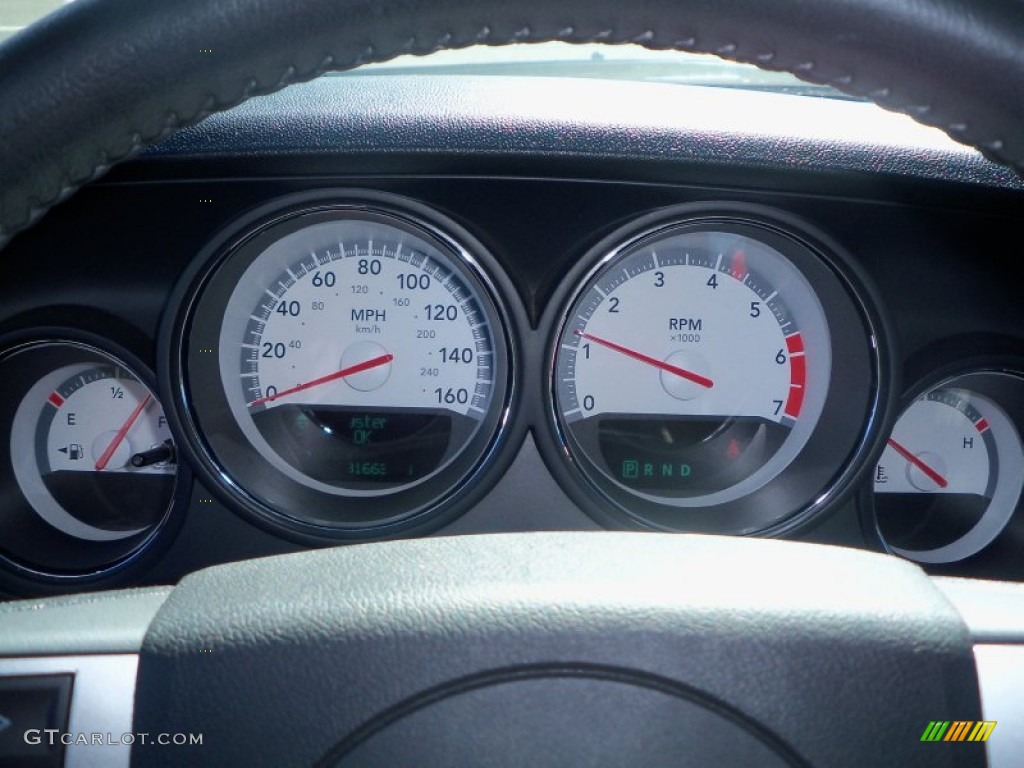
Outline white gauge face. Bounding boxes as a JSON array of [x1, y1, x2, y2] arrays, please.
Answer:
[[875, 386, 1024, 564], [217, 216, 497, 496], [0, 338, 180, 583], [179, 203, 513, 535], [553, 227, 831, 509], [38, 366, 172, 479], [10, 362, 174, 542]]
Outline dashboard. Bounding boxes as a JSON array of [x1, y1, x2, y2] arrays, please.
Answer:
[[2, 73, 1024, 597]]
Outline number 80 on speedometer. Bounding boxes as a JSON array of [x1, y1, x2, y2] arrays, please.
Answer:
[[169, 200, 516, 539]]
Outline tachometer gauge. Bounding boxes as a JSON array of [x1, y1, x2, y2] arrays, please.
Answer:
[[873, 372, 1024, 564], [165, 194, 517, 540], [544, 206, 889, 535], [0, 338, 185, 581]]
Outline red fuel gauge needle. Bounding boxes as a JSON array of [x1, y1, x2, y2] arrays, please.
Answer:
[[95, 394, 152, 471], [575, 330, 714, 389], [248, 353, 394, 408], [887, 438, 948, 488]]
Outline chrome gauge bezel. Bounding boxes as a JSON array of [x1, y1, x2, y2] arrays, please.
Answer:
[[160, 190, 523, 543], [863, 365, 1024, 566], [0, 330, 190, 588], [539, 203, 895, 536]]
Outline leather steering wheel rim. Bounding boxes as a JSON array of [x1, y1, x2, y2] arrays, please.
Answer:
[[1, 0, 1023, 250], [0, 6, 1006, 764]]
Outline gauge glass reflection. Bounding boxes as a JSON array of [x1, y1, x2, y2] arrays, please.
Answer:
[[874, 385, 1024, 563], [552, 226, 831, 508], [174, 201, 513, 535], [0, 341, 180, 577]]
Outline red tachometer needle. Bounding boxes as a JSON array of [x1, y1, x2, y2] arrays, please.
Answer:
[[95, 394, 152, 471], [575, 330, 714, 389], [248, 353, 394, 408], [887, 438, 948, 488]]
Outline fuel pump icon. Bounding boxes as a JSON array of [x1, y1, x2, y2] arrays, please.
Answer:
[[58, 443, 84, 460]]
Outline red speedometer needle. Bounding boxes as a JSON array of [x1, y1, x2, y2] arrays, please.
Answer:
[[575, 330, 714, 389], [95, 394, 152, 471], [886, 438, 948, 488], [247, 353, 394, 408]]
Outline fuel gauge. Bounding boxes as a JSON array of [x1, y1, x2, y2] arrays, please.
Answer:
[[0, 339, 185, 581], [874, 378, 1024, 564]]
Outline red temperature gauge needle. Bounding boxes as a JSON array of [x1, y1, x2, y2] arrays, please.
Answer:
[[248, 353, 394, 408], [575, 330, 714, 389], [886, 438, 948, 488], [95, 394, 152, 471]]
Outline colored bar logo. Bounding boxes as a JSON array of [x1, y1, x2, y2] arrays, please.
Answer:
[[921, 721, 996, 742]]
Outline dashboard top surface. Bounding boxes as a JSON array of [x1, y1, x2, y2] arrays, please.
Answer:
[[138, 75, 1024, 192]]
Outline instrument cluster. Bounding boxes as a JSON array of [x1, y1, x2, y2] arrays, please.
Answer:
[[1, 189, 1022, 590]]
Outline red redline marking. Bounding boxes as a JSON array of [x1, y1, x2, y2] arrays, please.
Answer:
[[47, 392, 64, 408], [886, 438, 949, 488], [783, 332, 806, 419], [731, 250, 747, 280], [790, 355, 807, 388], [975, 418, 990, 433], [784, 385, 805, 419]]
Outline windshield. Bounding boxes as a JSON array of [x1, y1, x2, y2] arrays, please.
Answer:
[[1, 3, 849, 100], [0, 0, 65, 43], [346, 43, 853, 99]]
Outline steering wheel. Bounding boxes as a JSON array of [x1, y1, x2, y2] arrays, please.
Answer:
[[0, 0, 1018, 765]]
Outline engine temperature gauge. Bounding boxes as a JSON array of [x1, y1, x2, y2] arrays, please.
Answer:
[[874, 382, 1024, 563], [0, 339, 183, 580]]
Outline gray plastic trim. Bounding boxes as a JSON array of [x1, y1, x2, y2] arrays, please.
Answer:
[[0, 587, 172, 656], [0, 654, 138, 768], [974, 645, 1024, 768], [933, 577, 1024, 644]]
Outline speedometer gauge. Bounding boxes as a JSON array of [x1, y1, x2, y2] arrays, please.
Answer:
[[543, 206, 890, 535], [164, 194, 517, 540]]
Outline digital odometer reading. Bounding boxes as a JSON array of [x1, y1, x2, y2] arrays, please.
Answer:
[[227, 219, 494, 495], [249, 407, 452, 486], [552, 225, 832, 511], [176, 202, 513, 535]]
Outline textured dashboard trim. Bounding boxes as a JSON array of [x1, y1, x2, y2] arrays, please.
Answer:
[[133, 76, 1024, 192]]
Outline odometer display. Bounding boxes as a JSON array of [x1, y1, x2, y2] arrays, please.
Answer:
[[546, 210, 886, 535], [171, 199, 514, 538]]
